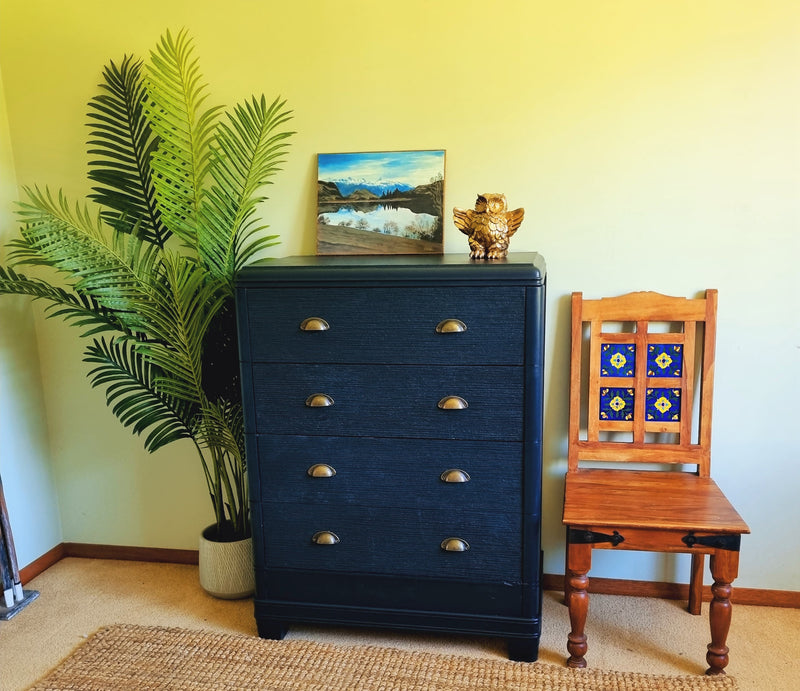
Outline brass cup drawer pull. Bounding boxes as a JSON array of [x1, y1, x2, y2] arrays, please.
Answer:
[[300, 317, 329, 331], [440, 469, 471, 483], [312, 531, 340, 545], [307, 463, 336, 478], [435, 318, 467, 334], [305, 393, 334, 407], [438, 396, 468, 410], [440, 537, 470, 552]]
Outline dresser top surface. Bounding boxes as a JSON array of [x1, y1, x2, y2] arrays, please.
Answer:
[[237, 252, 546, 286]]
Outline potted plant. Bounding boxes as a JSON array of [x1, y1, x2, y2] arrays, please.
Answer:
[[0, 30, 294, 597]]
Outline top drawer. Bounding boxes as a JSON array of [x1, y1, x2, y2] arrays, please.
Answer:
[[238, 287, 525, 365]]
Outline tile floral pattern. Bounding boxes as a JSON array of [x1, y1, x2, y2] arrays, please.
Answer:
[[646, 387, 681, 422], [600, 387, 635, 421], [598, 342, 684, 422], [647, 344, 683, 378], [601, 343, 636, 377]]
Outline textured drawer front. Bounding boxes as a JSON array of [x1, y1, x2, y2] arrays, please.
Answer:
[[242, 287, 525, 365], [258, 571, 529, 617], [259, 504, 521, 581], [256, 435, 523, 514], [251, 364, 523, 440]]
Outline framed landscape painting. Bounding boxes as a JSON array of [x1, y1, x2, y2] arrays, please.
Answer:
[[316, 150, 445, 255]]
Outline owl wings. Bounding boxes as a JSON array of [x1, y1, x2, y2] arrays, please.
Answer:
[[452, 206, 525, 237]]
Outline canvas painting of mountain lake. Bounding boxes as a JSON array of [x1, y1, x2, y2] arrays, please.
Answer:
[[317, 150, 445, 255]]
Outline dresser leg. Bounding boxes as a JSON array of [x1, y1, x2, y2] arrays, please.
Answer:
[[257, 620, 288, 640], [507, 636, 539, 662]]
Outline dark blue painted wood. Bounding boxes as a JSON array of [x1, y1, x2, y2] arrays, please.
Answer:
[[254, 592, 542, 660], [251, 364, 523, 440], [257, 503, 521, 580], [243, 287, 525, 365], [258, 570, 531, 616], [256, 435, 523, 513], [237, 252, 546, 287], [235, 253, 546, 660]]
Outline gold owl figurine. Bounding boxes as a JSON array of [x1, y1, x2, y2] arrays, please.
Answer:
[[453, 193, 524, 260]]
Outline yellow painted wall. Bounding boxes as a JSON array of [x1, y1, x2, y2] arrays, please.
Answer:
[[0, 62, 62, 566], [1, 1, 798, 589]]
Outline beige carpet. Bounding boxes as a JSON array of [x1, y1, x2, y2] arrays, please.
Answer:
[[28, 623, 738, 691], [4, 559, 799, 691]]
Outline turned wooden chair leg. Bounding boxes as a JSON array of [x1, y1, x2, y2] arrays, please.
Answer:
[[706, 549, 740, 675], [688, 553, 705, 615], [565, 540, 592, 668], [563, 528, 572, 605]]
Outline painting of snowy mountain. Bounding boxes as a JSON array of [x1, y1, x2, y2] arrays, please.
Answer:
[[317, 150, 445, 255]]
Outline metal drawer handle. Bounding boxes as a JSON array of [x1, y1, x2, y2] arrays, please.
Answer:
[[307, 464, 336, 478], [305, 393, 334, 407], [440, 469, 471, 483], [312, 531, 340, 545], [438, 396, 468, 410], [300, 317, 329, 331], [435, 318, 467, 334], [440, 537, 470, 552]]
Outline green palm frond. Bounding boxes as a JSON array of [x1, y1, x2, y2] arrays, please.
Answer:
[[0, 265, 123, 336], [198, 399, 245, 456], [84, 337, 196, 452], [11, 187, 165, 335], [199, 399, 248, 535], [86, 55, 167, 247], [133, 253, 227, 404], [0, 29, 294, 538], [145, 29, 222, 247], [199, 95, 293, 285]]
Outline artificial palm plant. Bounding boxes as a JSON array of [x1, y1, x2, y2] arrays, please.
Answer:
[[0, 30, 294, 542]]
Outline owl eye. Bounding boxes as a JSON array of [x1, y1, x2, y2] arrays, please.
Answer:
[[476, 195, 487, 204]]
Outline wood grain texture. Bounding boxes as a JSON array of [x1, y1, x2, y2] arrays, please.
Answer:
[[563, 468, 749, 534], [567, 290, 718, 475]]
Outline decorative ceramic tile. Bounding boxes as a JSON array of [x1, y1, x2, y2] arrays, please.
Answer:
[[646, 387, 681, 421], [601, 343, 636, 377], [600, 387, 635, 421], [647, 344, 683, 378]]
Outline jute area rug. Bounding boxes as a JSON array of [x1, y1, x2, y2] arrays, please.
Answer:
[[28, 624, 738, 691]]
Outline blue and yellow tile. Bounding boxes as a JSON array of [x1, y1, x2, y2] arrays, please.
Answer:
[[600, 387, 635, 421], [601, 343, 636, 377], [646, 387, 681, 421], [647, 344, 683, 378]]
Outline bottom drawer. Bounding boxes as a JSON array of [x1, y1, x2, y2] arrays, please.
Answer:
[[258, 503, 521, 582], [257, 570, 538, 618]]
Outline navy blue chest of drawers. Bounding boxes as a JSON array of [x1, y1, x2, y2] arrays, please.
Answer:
[[235, 253, 546, 661]]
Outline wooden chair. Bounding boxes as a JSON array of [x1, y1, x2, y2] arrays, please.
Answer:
[[562, 290, 749, 676]]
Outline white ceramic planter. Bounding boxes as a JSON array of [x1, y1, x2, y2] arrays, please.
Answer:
[[198, 526, 255, 599]]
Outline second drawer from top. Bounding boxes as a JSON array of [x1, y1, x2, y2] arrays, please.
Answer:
[[248, 363, 524, 440]]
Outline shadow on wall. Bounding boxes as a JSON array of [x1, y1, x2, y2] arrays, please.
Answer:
[[0, 295, 49, 457], [0, 293, 60, 566]]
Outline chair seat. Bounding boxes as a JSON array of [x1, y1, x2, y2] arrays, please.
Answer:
[[563, 468, 750, 535]]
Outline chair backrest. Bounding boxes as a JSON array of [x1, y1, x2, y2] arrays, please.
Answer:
[[568, 290, 718, 477]]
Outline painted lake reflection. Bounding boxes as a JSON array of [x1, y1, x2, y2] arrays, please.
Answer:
[[318, 203, 440, 241]]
